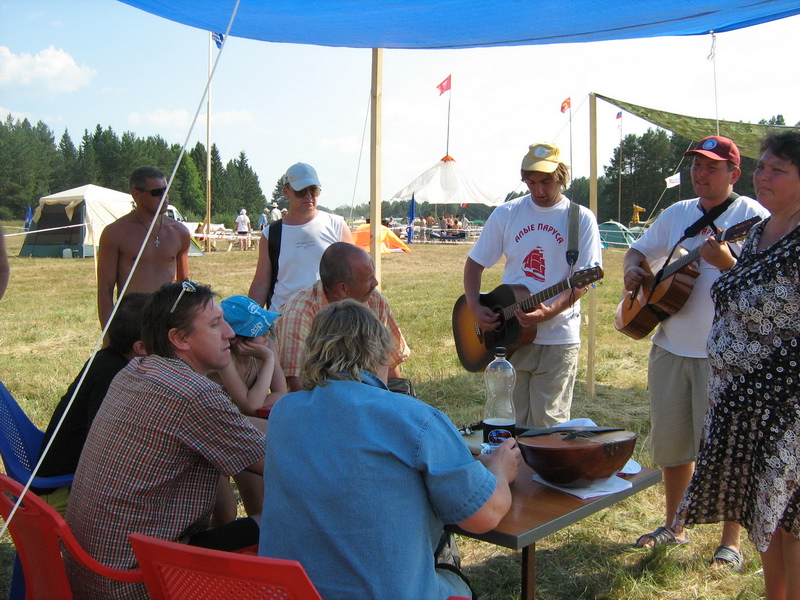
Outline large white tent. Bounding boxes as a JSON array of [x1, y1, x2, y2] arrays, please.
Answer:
[[391, 155, 500, 207]]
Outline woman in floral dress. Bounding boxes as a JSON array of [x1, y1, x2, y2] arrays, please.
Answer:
[[675, 131, 800, 600]]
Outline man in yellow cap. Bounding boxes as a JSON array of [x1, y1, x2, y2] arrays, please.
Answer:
[[463, 142, 602, 428]]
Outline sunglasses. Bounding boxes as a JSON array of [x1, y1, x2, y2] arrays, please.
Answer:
[[170, 280, 197, 314], [293, 186, 320, 199], [136, 187, 167, 198]]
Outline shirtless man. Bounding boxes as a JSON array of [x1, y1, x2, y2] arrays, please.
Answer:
[[97, 166, 191, 327]]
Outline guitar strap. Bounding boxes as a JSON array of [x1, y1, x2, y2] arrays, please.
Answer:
[[266, 218, 283, 308], [658, 191, 739, 284], [679, 192, 739, 243], [566, 201, 580, 269]]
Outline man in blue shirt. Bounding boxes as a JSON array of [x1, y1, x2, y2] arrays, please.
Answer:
[[260, 300, 521, 599]]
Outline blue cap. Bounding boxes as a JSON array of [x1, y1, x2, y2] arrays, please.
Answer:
[[220, 295, 280, 338]]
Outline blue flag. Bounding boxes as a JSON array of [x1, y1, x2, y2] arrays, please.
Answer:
[[24, 204, 32, 231], [212, 32, 224, 49], [406, 194, 416, 244]]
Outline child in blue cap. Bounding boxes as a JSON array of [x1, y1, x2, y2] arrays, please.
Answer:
[[211, 295, 287, 416], [210, 295, 287, 524]]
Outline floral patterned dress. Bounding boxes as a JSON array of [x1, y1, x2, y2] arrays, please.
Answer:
[[676, 219, 800, 552]]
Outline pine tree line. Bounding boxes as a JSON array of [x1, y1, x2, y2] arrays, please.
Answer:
[[0, 115, 268, 228], [1, 114, 787, 228]]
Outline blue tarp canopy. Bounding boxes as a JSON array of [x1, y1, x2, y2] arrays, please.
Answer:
[[118, 0, 800, 49]]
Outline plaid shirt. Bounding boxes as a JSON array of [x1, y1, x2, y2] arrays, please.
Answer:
[[274, 280, 411, 378], [65, 355, 265, 600]]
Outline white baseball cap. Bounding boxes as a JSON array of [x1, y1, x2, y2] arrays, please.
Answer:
[[283, 163, 321, 191]]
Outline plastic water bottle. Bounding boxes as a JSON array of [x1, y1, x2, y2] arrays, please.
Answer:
[[482, 347, 517, 445]]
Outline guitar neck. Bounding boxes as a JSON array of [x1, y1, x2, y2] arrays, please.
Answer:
[[661, 246, 701, 279], [502, 279, 572, 319], [660, 225, 738, 279]]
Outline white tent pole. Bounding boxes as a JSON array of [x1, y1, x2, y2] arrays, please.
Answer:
[[370, 48, 383, 287], [205, 32, 213, 252], [588, 93, 598, 397]]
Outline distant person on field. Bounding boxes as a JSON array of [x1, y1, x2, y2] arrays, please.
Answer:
[[260, 299, 521, 600], [235, 208, 251, 251], [248, 163, 353, 311], [258, 208, 269, 231], [96, 166, 191, 327], [0, 225, 9, 300], [37, 293, 149, 514], [269, 202, 282, 223]]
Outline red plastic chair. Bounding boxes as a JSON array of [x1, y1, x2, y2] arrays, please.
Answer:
[[0, 473, 143, 599], [129, 532, 323, 600]]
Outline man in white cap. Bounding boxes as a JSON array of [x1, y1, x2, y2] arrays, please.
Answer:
[[463, 142, 602, 429], [269, 202, 281, 224], [249, 163, 353, 311]]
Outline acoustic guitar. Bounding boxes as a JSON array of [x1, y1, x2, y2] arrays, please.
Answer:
[[614, 216, 762, 339], [452, 266, 604, 372]]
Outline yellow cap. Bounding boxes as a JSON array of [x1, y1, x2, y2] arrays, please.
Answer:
[[521, 143, 564, 173]]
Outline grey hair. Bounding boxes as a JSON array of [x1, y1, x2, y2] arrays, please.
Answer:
[[300, 299, 392, 390]]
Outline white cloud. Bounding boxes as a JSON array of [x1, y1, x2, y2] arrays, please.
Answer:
[[0, 45, 95, 93]]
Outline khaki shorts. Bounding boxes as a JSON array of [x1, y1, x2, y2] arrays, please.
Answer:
[[39, 486, 70, 516], [648, 345, 709, 467], [510, 343, 579, 428]]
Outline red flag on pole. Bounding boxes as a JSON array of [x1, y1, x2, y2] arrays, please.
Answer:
[[560, 97, 571, 113], [437, 75, 452, 95]]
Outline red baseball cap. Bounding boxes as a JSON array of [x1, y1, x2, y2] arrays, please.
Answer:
[[683, 136, 740, 167]]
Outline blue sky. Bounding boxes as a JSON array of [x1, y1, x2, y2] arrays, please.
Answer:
[[2, 1, 800, 213]]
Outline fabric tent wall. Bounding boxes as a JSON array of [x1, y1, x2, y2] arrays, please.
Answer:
[[599, 221, 637, 249], [20, 185, 133, 258], [353, 224, 410, 254], [596, 94, 800, 159], [119, 1, 800, 49]]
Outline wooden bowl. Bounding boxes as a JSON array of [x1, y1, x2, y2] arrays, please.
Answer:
[[517, 430, 637, 488]]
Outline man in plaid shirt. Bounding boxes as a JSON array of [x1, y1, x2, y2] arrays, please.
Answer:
[[274, 242, 411, 392], [65, 281, 266, 600]]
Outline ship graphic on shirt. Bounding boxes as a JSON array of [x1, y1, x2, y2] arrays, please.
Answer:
[[522, 246, 546, 282]]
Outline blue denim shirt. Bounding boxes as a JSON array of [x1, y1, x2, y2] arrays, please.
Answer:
[[259, 374, 495, 599]]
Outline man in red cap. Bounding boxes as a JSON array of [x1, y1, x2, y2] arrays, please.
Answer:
[[622, 136, 769, 568]]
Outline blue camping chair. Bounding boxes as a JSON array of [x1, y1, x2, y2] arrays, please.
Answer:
[[0, 380, 74, 599]]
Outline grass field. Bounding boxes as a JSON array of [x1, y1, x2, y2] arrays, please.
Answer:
[[0, 223, 764, 599]]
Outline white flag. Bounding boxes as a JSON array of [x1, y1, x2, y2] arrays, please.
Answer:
[[665, 173, 681, 188]]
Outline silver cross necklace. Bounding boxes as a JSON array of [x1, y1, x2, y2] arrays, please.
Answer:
[[133, 212, 163, 247]]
